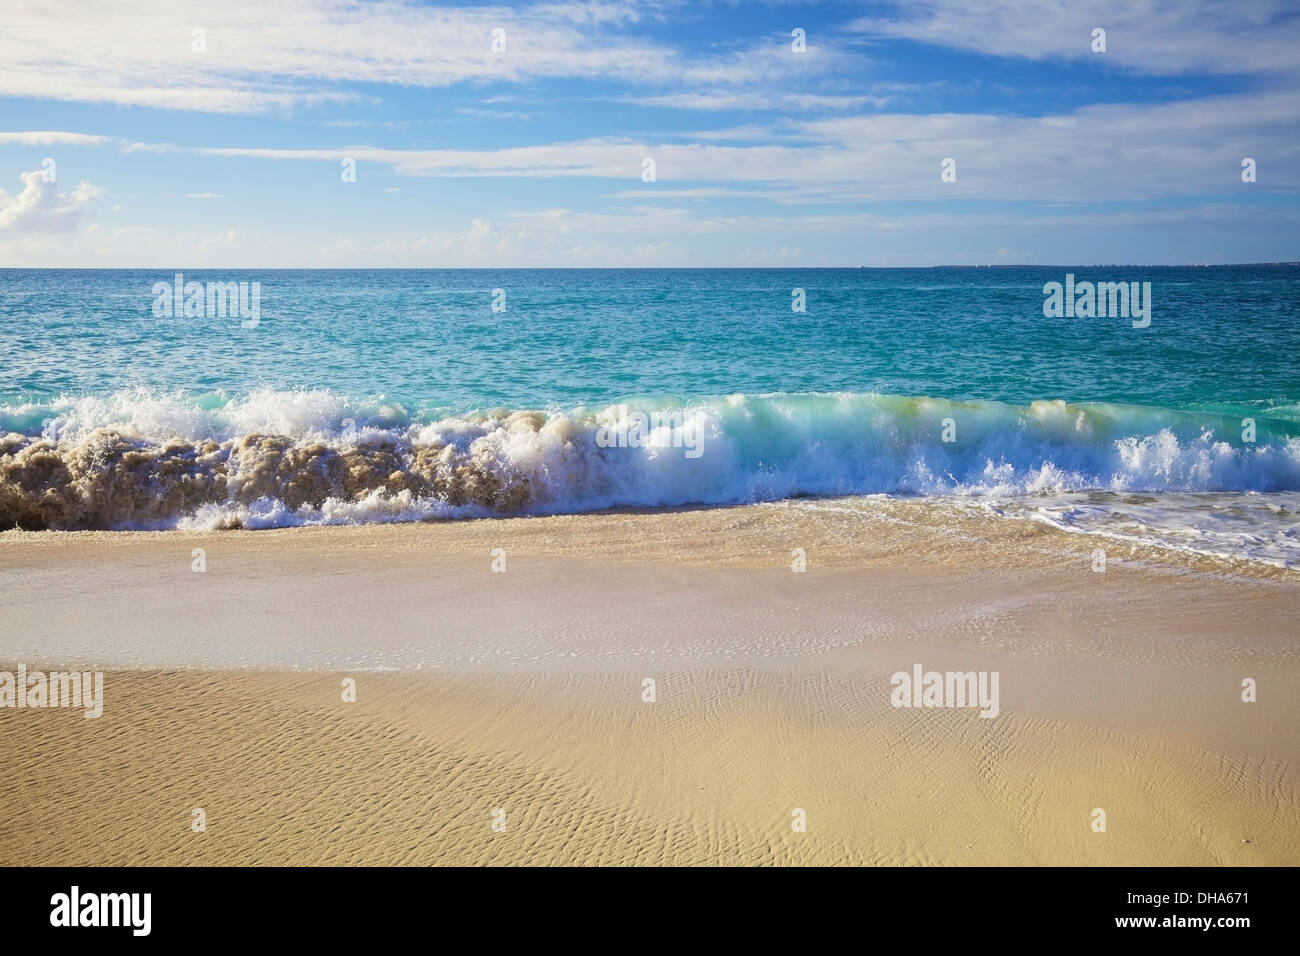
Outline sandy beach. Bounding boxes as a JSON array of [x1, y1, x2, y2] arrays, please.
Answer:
[[1, 498, 1297, 865]]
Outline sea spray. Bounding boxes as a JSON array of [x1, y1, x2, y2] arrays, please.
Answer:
[[1, 390, 1297, 531]]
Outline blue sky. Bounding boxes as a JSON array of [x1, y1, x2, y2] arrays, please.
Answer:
[[1, 0, 1298, 267]]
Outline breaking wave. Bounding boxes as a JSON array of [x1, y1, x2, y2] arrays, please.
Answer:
[[1, 388, 1298, 531]]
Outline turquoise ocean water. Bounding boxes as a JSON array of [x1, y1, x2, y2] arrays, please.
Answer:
[[1, 266, 1298, 562]]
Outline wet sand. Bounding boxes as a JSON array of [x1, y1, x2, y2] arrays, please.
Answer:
[[1, 498, 1297, 865]]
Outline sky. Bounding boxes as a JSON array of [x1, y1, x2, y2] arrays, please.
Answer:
[[1, 0, 1298, 267]]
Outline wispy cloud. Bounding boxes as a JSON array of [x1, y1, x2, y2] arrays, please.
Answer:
[[631, 92, 889, 112], [0, 131, 114, 147], [848, 0, 1300, 76], [0, 0, 685, 113], [11, 86, 1294, 203], [2, 0, 1297, 266]]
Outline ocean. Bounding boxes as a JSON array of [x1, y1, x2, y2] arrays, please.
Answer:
[[1, 266, 1298, 564]]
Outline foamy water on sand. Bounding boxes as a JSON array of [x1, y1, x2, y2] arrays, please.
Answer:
[[783, 492, 1300, 569]]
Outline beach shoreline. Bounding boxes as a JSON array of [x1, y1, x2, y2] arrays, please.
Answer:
[[2, 499, 1297, 865]]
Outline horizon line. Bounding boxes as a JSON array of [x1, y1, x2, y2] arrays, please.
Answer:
[[3, 262, 1298, 271]]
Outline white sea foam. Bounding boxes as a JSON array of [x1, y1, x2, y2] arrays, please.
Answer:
[[2, 390, 1298, 557], [1023, 492, 1300, 568]]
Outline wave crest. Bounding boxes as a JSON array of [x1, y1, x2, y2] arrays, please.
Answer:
[[1, 390, 1297, 530]]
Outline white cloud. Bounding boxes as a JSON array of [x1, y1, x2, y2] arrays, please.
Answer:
[[8, 83, 1298, 207], [0, 198, 1293, 267], [0, 131, 113, 147], [183, 90, 1300, 200], [318, 236, 359, 260], [6, 83, 1298, 207], [0, 170, 104, 233], [196, 228, 240, 253], [605, 187, 781, 199], [371, 217, 513, 265], [632, 92, 889, 112], [848, 0, 1300, 76], [0, 2, 887, 117], [0, 0, 684, 113]]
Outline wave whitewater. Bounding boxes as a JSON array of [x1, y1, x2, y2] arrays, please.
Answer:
[[1, 389, 1298, 531]]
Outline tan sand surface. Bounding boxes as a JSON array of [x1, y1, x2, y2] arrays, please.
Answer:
[[1, 498, 1296, 864]]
